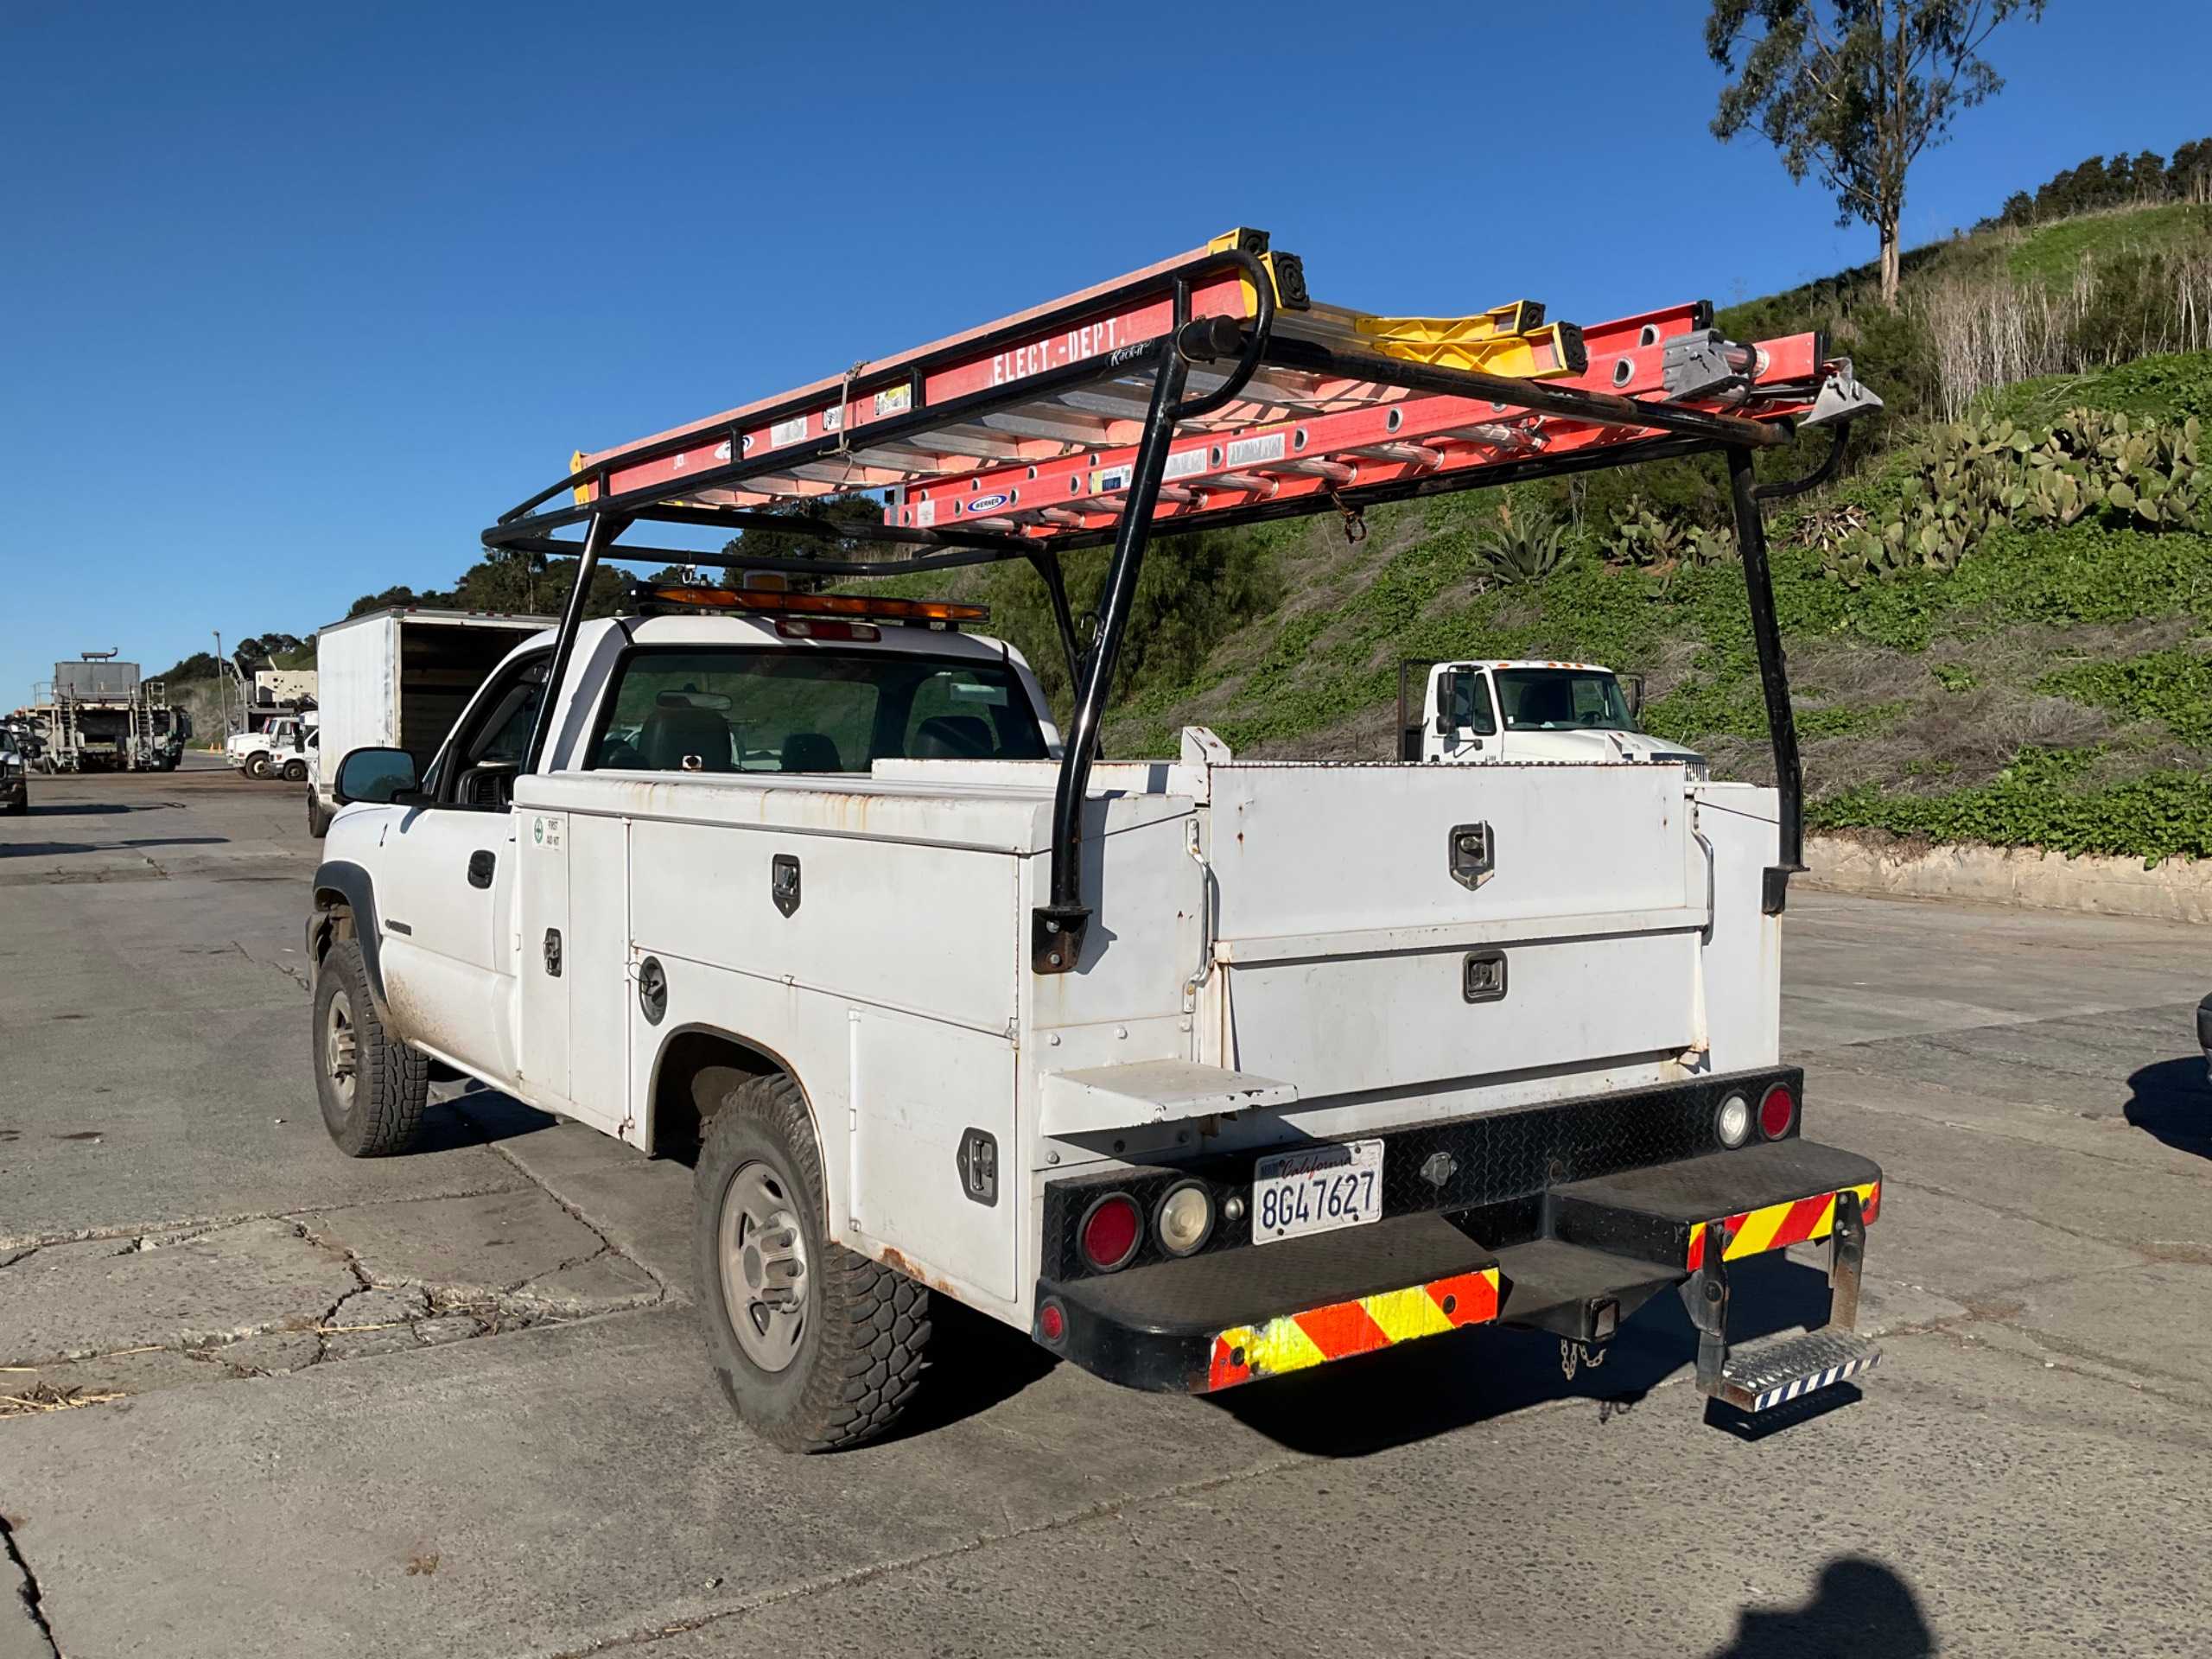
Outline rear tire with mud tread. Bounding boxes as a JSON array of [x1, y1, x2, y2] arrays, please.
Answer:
[[694, 1073, 931, 1452], [314, 938, 429, 1157]]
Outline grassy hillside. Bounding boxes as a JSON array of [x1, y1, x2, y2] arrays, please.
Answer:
[[946, 203, 2212, 863]]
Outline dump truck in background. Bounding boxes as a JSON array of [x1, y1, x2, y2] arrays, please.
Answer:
[[305, 607, 556, 836]]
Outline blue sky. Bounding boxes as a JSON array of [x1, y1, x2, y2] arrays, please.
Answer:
[[4, 1, 2208, 704]]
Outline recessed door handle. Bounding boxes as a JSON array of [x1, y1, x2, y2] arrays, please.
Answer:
[[467, 849, 496, 888]]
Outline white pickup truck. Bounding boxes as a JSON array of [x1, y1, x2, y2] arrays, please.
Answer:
[[304, 232, 1886, 1452], [227, 715, 312, 781]]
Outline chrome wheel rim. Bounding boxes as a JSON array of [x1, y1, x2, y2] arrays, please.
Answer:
[[323, 988, 358, 1115], [717, 1161, 809, 1372]]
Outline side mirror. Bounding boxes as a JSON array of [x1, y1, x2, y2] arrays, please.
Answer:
[[1620, 673, 1645, 720], [333, 747, 418, 806], [1433, 672, 1459, 736]]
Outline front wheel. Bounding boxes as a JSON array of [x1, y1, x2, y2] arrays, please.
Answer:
[[245, 753, 271, 780], [282, 758, 308, 783], [313, 938, 429, 1156], [306, 791, 332, 838], [694, 1074, 931, 1452]]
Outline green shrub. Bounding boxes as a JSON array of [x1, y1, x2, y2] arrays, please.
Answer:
[[1811, 746, 2212, 864], [2040, 647, 2212, 745]]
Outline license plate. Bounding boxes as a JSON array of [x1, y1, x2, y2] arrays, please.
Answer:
[[1252, 1140, 1384, 1244]]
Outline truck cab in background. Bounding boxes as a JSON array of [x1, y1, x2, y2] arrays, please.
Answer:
[[227, 715, 311, 781], [1399, 657, 1707, 772]]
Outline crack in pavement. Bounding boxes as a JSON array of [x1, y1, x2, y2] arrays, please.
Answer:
[[447, 1096, 673, 1302], [0, 1178, 540, 1255], [0, 1509, 59, 1659]]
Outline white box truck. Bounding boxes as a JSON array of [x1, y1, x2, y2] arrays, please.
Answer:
[[305, 608, 555, 836]]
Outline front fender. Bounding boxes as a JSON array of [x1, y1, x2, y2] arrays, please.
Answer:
[[308, 859, 393, 1024]]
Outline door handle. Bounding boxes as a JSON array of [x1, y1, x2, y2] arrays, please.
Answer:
[[467, 849, 496, 888]]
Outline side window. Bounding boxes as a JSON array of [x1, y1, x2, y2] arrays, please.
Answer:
[[436, 655, 549, 808], [1445, 671, 1496, 736]]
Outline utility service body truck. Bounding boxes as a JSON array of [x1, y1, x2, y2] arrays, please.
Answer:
[[308, 232, 1889, 1451]]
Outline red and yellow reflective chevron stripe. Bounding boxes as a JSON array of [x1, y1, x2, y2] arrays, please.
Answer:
[[1686, 1180, 1881, 1270], [1205, 1268, 1500, 1391]]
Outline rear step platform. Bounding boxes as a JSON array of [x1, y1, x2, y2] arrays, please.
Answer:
[[1550, 1139, 1883, 1270], [1710, 1328, 1882, 1413], [1044, 1211, 1500, 1393], [1039, 1138, 1885, 1408]]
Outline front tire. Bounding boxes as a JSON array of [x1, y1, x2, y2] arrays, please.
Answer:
[[694, 1074, 930, 1452], [245, 752, 271, 781], [306, 791, 333, 837], [282, 758, 308, 783], [314, 938, 429, 1156]]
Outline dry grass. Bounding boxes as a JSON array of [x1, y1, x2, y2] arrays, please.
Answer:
[[1794, 619, 2209, 799], [0, 1379, 125, 1417], [1916, 241, 2212, 419]]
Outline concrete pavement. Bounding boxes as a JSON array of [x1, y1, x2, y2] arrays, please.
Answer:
[[3, 765, 2209, 1657]]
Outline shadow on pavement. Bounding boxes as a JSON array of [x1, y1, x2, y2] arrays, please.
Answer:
[[0, 836, 227, 856], [1210, 1253, 1843, 1458], [22, 801, 167, 816], [2124, 1056, 2212, 1158], [877, 1296, 1061, 1444], [1707, 1555, 1934, 1658], [439, 1086, 562, 1147]]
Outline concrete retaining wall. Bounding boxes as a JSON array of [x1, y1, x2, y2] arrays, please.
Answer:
[[1804, 834, 2212, 925]]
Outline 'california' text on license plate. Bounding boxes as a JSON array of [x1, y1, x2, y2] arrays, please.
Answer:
[[1252, 1139, 1384, 1244]]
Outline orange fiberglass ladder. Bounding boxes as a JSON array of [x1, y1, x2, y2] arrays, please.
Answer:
[[485, 228, 1881, 965]]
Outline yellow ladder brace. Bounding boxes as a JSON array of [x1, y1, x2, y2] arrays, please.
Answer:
[[1350, 302, 1580, 380]]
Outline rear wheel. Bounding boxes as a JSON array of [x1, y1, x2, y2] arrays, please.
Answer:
[[245, 752, 271, 780], [694, 1073, 930, 1452], [314, 938, 429, 1156], [306, 791, 333, 837]]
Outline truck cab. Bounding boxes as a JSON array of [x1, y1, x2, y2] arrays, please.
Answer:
[[1400, 658, 1707, 772]]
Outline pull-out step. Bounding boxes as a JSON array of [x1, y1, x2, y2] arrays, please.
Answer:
[[1708, 1327, 1882, 1413]]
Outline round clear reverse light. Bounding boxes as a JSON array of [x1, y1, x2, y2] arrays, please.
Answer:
[[1716, 1093, 1752, 1147], [1155, 1183, 1215, 1256]]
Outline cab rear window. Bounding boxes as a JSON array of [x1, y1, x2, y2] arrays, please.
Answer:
[[589, 648, 1047, 774]]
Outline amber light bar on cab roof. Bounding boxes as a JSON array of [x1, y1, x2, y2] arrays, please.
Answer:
[[629, 582, 989, 626]]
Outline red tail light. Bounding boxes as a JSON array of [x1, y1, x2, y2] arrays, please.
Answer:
[[1036, 1299, 1067, 1345], [1079, 1193, 1142, 1272], [1758, 1082, 1796, 1140]]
